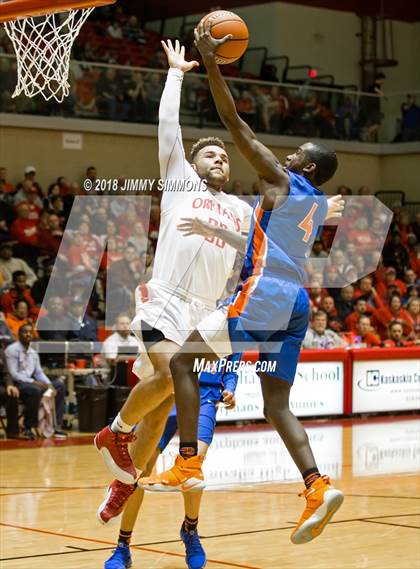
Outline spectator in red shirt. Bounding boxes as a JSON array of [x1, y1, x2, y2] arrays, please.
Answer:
[[67, 232, 97, 275], [307, 281, 328, 312], [354, 276, 384, 310], [0, 271, 40, 319], [376, 267, 407, 301], [350, 315, 381, 347], [56, 176, 70, 197], [382, 320, 419, 348], [348, 216, 379, 253], [18, 188, 43, 225], [37, 212, 62, 258], [406, 297, 420, 339], [370, 251, 387, 285], [320, 296, 342, 332], [345, 298, 369, 333], [372, 293, 414, 340], [10, 203, 38, 246], [0, 167, 15, 193]]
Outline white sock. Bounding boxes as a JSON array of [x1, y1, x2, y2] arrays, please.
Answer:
[[110, 413, 134, 434]]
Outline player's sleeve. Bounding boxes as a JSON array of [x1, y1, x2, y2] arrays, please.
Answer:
[[241, 203, 252, 235], [158, 69, 196, 204], [222, 352, 242, 393]]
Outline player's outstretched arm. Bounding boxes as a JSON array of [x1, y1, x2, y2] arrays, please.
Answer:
[[194, 21, 288, 193], [158, 40, 199, 179]]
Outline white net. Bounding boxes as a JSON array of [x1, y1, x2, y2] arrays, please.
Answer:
[[3, 8, 95, 102]]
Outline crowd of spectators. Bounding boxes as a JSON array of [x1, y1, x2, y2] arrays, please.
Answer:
[[0, 162, 419, 438], [303, 190, 420, 348], [0, 164, 155, 437], [1, 6, 419, 141]]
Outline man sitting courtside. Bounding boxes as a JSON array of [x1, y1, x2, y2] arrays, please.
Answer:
[[303, 311, 346, 349], [101, 314, 138, 386], [101, 314, 138, 364], [5, 324, 67, 438]]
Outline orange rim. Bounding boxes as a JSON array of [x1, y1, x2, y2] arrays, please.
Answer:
[[0, 0, 115, 23]]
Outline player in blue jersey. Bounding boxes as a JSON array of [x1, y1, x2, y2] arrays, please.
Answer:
[[102, 353, 240, 569], [138, 22, 344, 547]]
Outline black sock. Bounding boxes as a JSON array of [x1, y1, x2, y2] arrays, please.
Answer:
[[118, 529, 132, 545], [179, 442, 198, 459], [302, 467, 321, 489], [183, 516, 198, 533]]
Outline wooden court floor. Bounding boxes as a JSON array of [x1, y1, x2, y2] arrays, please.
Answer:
[[1, 415, 419, 569]]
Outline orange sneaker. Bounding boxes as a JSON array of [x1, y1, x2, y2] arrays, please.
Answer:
[[290, 475, 344, 544], [138, 454, 205, 492]]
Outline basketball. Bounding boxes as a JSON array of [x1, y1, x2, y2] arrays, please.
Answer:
[[199, 10, 249, 65]]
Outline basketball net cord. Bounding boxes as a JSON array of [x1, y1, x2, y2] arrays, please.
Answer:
[[4, 8, 94, 102]]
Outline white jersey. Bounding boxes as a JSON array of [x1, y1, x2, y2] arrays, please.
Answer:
[[151, 68, 251, 306]]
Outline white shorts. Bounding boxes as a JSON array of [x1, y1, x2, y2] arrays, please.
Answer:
[[131, 279, 214, 379], [196, 305, 232, 358]]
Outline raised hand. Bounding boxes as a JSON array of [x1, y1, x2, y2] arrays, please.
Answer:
[[194, 18, 232, 63], [326, 194, 345, 220], [161, 39, 199, 73]]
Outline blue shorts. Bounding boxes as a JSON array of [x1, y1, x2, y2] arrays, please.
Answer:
[[157, 392, 219, 451], [228, 276, 309, 383]]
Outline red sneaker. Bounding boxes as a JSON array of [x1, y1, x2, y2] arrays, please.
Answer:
[[97, 479, 137, 525], [94, 426, 138, 484]]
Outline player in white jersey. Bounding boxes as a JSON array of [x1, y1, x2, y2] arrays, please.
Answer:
[[94, 39, 251, 516]]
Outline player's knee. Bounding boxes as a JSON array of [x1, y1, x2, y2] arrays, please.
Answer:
[[263, 401, 287, 423], [154, 372, 173, 395], [169, 351, 191, 379]]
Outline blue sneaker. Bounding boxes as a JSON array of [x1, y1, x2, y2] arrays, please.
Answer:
[[105, 541, 132, 569], [180, 526, 206, 569]]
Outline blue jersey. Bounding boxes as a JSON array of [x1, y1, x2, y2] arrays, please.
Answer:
[[242, 172, 328, 285]]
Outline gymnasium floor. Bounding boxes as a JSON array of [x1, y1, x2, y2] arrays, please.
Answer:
[[1, 415, 419, 569]]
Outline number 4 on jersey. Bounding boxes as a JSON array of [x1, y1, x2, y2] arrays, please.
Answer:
[[298, 203, 319, 243]]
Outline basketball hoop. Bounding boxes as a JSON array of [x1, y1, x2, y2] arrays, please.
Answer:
[[0, 0, 115, 102]]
